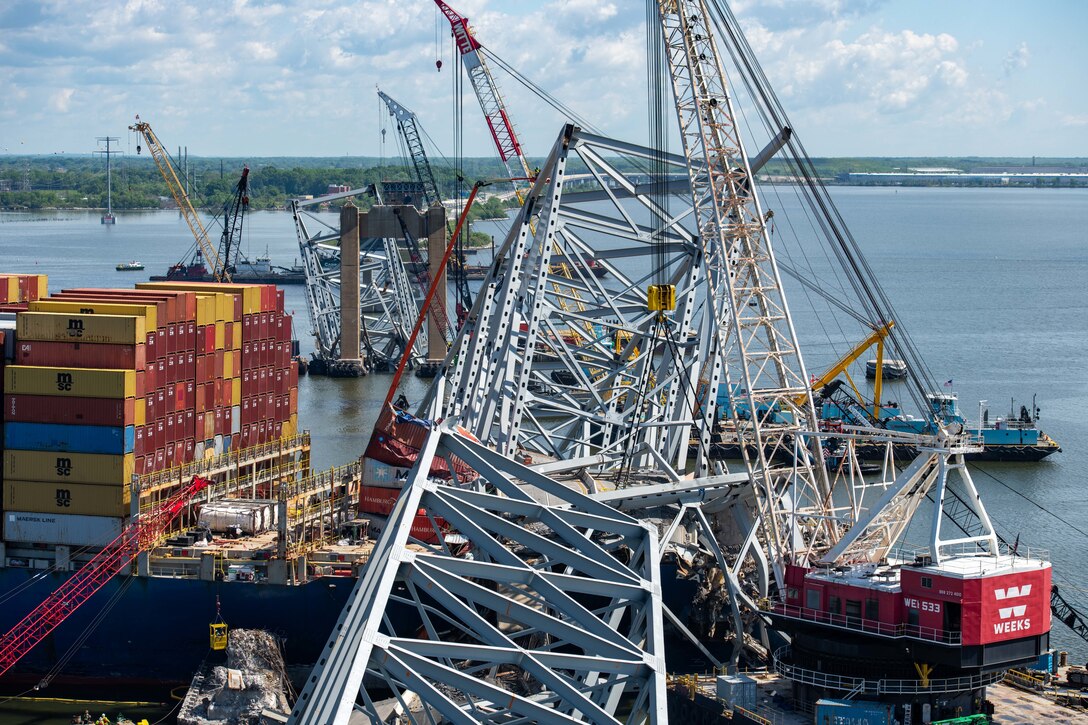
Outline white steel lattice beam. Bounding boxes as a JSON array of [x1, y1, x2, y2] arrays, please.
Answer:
[[287, 423, 668, 725]]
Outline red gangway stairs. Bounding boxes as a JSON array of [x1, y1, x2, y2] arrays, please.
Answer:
[[0, 476, 210, 677]]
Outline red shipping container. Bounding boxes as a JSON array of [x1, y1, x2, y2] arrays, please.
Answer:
[[224, 321, 234, 349], [289, 364, 298, 390], [185, 380, 196, 410], [3, 394, 135, 427], [183, 438, 194, 463], [145, 330, 157, 360], [156, 388, 167, 415], [166, 411, 177, 444], [134, 425, 148, 456], [274, 422, 282, 439], [241, 424, 252, 449], [213, 349, 224, 379], [195, 354, 206, 385], [258, 367, 268, 395], [214, 406, 225, 436], [185, 321, 196, 351], [194, 382, 206, 412], [242, 314, 253, 343], [155, 329, 166, 359], [185, 408, 194, 436], [241, 396, 253, 425], [258, 420, 268, 444], [165, 442, 175, 468], [183, 350, 196, 381], [154, 418, 166, 452], [14, 340, 146, 370], [164, 322, 175, 354], [289, 387, 298, 415], [273, 368, 284, 397], [224, 405, 233, 433], [275, 288, 285, 312], [144, 392, 156, 422], [135, 370, 147, 398]]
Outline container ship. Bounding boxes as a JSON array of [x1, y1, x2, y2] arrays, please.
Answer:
[[0, 275, 375, 687]]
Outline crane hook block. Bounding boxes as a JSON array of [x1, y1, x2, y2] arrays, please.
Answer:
[[436, 59, 443, 71], [647, 284, 676, 313]]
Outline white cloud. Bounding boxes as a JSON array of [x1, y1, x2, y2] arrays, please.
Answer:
[[1003, 42, 1030, 76], [49, 88, 75, 113]]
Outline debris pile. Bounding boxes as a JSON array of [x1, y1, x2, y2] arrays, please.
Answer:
[[178, 629, 291, 725]]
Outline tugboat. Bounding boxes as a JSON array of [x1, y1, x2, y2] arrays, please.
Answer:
[[115, 261, 144, 271]]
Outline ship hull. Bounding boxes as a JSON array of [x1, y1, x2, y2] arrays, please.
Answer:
[[0, 568, 354, 686]]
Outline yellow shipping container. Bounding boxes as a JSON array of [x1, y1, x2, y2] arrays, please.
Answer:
[[134, 396, 147, 427], [36, 274, 48, 298], [283, 414, 298, 438], [3, 276, 19, 302], [231, 377, 241, 406], [4, 479, 129, 517], [3, 450, 134, 485], [232, 323, 242, 349], [214, 321, 225, 349], [29, 300, 158, 332], [3, 365, 135, 398], [194, 294, 215, 326], [223, 349, 234, 378], [137, 282, 260, 316], [16, 311, 146, 345]]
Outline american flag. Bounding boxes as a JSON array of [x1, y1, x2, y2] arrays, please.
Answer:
[[944, 379, 953, 388]]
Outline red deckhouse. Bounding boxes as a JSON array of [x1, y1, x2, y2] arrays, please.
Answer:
[[775, 548, 1051, 669]]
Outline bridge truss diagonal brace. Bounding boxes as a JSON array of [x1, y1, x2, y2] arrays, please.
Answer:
[[288, 423, 668, 725]]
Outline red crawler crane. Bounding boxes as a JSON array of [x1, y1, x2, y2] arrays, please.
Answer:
[[0, 476, 210, 678]]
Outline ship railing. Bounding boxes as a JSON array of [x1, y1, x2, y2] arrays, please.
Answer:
[[132, 433, 312, 495], [772, 647, 1006, 695], [893, 543, 1050, 568], [772, 602, 961, 645]]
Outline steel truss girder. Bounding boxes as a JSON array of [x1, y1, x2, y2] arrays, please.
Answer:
[[292, 191, 425, 366], [288, 424, 668, 725], [422, 125, 716, 479]]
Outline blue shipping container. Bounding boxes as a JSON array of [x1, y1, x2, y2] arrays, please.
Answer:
[[814, 698, 891, 725], [3, 422, 135, 455]]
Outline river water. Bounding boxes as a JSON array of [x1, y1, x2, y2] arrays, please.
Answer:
[[1, 186, 1086, 671]]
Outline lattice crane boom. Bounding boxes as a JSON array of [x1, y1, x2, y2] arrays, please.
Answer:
[[129, 117, 230, 282], [434, 0, 532, 194], [377, 90, 442, 208], [0, 476, 211, 678], [220, 165, 250, 275], [653, 1, 837, 585]]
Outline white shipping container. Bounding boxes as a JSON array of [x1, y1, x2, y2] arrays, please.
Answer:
[[200, 500, 274, 535], [4, 511, 123, 547], [363, 457, 410, 489], [231, 406, 241, 435]]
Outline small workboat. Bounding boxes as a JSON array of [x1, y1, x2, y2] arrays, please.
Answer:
[[115, 261, 145, 271], [865, 358, 907, 379]]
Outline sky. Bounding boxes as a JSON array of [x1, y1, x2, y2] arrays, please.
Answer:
[[1, 0, 1086, 159]]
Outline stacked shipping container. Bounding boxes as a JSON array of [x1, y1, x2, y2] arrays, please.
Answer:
[[0, 280, 298, 546], [0, 273, 48, 313]]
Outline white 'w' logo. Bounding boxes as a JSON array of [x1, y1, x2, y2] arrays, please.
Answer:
[[994, 585, 1031, 601], [998, 605, 1027, 620]]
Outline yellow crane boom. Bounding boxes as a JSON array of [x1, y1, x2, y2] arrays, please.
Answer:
[[801, 320, 895, 417], [129, 118, 230, 282]]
